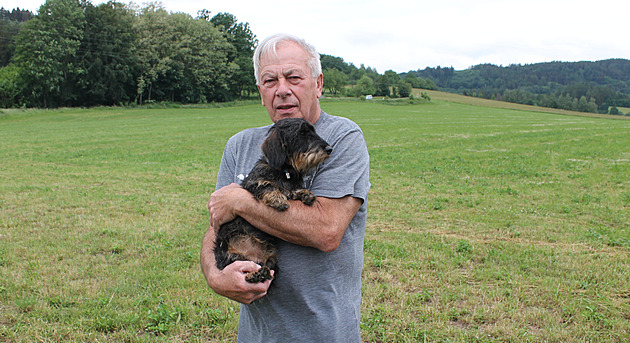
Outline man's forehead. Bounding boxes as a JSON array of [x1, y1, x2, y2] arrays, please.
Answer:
[[260, 42, 309, 66], [259, 66, 306, 77]]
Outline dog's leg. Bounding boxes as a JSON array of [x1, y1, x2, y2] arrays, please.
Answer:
[[245, 266, 273, 283], [291, 189, 316, 206], [245, 254, 277, 283], [261, 190, 290, 211]]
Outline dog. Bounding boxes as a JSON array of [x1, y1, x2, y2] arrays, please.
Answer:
[[213, 118, 333, 283]]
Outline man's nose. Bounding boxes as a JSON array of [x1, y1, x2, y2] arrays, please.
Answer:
[[275, 78, 292, 97]]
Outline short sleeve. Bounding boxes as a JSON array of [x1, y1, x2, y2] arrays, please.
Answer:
[[309, 128, 370, 202], [216, 138, 238, 190]]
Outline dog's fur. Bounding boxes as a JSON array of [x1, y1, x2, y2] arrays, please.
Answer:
[[213, 118, 332, 283]]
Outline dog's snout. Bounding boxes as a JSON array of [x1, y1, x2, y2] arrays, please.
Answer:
[[325, 146, 333, 155]]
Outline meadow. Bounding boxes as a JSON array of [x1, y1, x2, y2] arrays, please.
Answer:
[[0, 95, 629, 342]]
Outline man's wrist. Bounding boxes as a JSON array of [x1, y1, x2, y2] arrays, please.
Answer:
[[232, 187, 254, 218]]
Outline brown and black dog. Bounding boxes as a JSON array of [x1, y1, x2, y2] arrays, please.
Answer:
[[214, 118, 332, 283]]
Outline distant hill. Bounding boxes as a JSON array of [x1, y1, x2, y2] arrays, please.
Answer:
[[404, 59, 630, 114]]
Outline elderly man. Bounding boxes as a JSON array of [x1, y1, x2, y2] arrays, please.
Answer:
[[200, 33, 370, 342]]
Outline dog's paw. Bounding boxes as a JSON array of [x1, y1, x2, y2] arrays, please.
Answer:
[[262, 191, 290, 211], [302, 192, 316, 205], [268, 199, 289, 211], [293, 189, 316, 205], [273, 203, 289, 211], [245, 266, 274, 283]]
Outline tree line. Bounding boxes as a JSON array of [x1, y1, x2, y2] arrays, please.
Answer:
[[320, 54, 437, 99], [406, 60, 630, 115], [1, 0, 438, 108], [0, 7, 33, 67], [2, 0, 628, 112], [0, 1, 258, 108]]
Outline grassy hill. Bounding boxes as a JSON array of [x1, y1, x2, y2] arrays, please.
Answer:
[[408, 59, 630, 113], [1, 99, 628, 341], [418, 89, 630, 119]]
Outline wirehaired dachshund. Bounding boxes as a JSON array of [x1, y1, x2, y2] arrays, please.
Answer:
[[214, 118, 332, 283]]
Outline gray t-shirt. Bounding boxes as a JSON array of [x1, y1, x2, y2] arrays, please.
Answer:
[[215, 111, 370, 343]]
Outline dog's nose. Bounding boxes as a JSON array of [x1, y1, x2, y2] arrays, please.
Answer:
[[325, 146, 333, 155]]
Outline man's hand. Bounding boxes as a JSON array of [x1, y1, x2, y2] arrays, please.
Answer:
[[208, 183, 251, 230], [210, 261, 274, 304], [200, 227, 274, 305]]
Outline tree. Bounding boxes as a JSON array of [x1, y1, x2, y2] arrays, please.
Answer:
[[353, 75, 375, 96], [374, 75, 391, 97], [557, 93, 573, 110], [134, 5, 234, 104], [76, 1, 139, 106], [384, 70, 400, 84], [609, 106, 620, 115], [403, 74, 420, 88], [12, 0, 86, 107], [0, 7, 33, 22], [348, 66, 366, 84], [207, 12, 257, 98], [575, 96, 597, 113], [0, 7, 34, 67], [418, 77, 438, 90], [323, 68, 347, 95], [0, 64, 22, 107], [395, 80, 413, 98], [321, 54, 353, 73]]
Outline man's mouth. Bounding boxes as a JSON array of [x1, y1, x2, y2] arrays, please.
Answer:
[[276, 104, 297, 111]]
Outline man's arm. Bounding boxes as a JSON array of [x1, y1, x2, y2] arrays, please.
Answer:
[[208, 183, 362, 252], [200, 224, 273, 304]]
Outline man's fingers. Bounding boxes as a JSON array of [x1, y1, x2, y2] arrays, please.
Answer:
[[239, 261, 262, 273]]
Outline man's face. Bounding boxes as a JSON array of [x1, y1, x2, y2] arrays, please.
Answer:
[[257, 41, 323, 124]]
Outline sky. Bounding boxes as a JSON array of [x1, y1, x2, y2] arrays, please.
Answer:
[[4, 0, 629, 73]]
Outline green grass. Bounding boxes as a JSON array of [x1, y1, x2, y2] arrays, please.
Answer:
[[1, 97, 629, 342]]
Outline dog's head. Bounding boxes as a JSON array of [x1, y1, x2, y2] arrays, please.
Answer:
[[261, 118, 332, 173]]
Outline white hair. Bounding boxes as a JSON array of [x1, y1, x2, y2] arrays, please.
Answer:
[[253, 33, 322, 85]]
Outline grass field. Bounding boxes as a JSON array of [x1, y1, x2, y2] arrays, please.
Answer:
[[1, 96, 629, 342]]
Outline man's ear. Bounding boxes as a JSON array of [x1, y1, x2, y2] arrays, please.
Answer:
[[261, 128, 286, 169], [316, 73, 323, 99]]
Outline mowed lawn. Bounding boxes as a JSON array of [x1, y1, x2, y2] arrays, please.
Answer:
[[1, 98, 629, 342]]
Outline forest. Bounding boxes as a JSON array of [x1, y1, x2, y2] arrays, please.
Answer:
[[0, 2, 259, 108], [1, 0, 629, 114], [0, 0, 414, 109], [406, 60, 630, 114]]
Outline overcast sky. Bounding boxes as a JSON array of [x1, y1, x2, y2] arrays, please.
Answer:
[[4, 0, 629, 72]]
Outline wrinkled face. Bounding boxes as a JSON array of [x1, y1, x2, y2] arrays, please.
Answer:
[[257, 41, 323, 124]]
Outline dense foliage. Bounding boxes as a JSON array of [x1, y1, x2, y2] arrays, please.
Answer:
[[1, 0, 427, 109], [0, 7, 33, 67], [319, 54, 435, 98], [0, 0, 256, 108], [407, 60, 630, 114]]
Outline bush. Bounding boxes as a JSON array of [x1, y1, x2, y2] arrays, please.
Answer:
[[0, 65, 23, 108], [609, 106, 620, 115], [396, 80, 413, 98]]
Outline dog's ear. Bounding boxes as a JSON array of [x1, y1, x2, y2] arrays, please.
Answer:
[[261, 127, 286, 169]]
